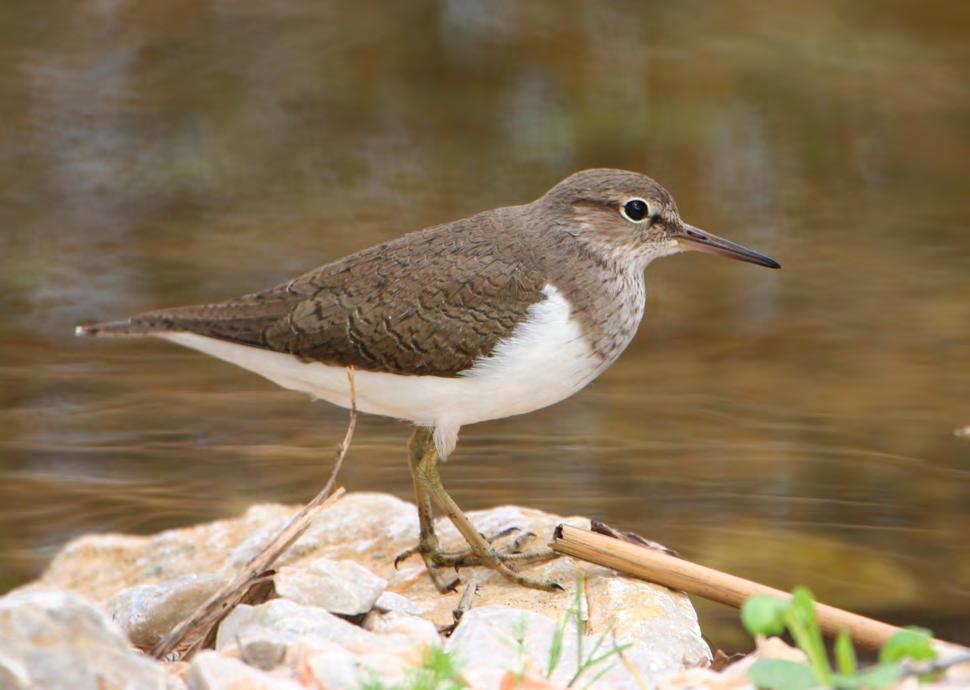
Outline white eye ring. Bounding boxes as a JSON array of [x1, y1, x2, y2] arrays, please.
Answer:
[[620, 198, 651, 223]]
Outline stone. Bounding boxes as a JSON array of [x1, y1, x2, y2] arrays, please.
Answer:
[[238, 637, 287, 671], [108, 574, 226, 650], [18, 493, 418, 603], [296, 641, 360, 689], [362, 610, 441, 648], [14, 493, 711, 689], [186, 651, 303, 690], [274, 557, 386, 616], [586, 571, 711, 671], [220, 600, 434, 688], [447, 604, 702, 690], [375, 590, 426, 616], [0, 589, 171, 690], [392, 506, 710, 673], [217, 599, 431, 664]]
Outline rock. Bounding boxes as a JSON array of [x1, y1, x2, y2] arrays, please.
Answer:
[[375, 590, 426, 616], [238, 637, 287, 671], [274, 557, 386, 616], [18, 493, 418, 603], [289, 638, 414, 689], [219, 600, 433, 687], [295, 641, 360, 689], [0, 589, 171, 690], [186, 651, 303, 690], [108, 574, 226, 650], [393, 506, 710, 673], [362, 610, 441, 648], [447, 604, 702, 690], [15, 493, 711, 689], [217, 599, 431, 663], [586, 572, 711, 671], [217, 599, 377, 653]]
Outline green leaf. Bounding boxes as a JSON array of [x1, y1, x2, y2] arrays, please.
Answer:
[[879, 627, 937, 664], [785, 587, 831, 685], [833, 663, 903, 690], [835, 630, 857, 677], [741, 595, 789, 636], [747, 659, 819, 690], [790, 586, 818, 625]]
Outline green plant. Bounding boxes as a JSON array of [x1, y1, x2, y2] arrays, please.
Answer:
[[545, 576, 632, 689], [360, 645, 465, 690], [741, 587, 938, 690]]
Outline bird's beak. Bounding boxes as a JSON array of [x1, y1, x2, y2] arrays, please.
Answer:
[[673, 223, 780, 269]]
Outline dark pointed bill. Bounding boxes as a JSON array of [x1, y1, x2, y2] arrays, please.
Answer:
[[674, 224, 780, 269]]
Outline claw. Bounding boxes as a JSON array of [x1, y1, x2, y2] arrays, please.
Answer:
[[508, 531, 537, 553], [393, 546, 418, 569]]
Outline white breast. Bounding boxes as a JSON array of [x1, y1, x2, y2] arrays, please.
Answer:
[[159, 284, 609, 459]]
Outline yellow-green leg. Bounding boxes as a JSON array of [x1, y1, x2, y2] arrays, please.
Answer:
[[402, 427, 560, 592], [405, 428, 459, 592]]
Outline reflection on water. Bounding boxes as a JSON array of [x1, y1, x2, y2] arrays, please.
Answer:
[[0, 1, 968, 650]]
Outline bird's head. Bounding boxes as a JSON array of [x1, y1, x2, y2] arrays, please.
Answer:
[[539, 168, 780, 270]]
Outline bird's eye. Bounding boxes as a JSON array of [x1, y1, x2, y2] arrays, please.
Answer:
[[621, 198, 650, 223]]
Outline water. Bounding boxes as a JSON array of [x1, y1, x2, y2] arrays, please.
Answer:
[[0, 1, 967, 650]]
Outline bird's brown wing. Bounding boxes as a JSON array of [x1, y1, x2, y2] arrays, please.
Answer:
[[79, 213, 549, 377]]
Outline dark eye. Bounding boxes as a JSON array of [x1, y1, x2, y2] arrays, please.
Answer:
[[621, 198, 650, 223]]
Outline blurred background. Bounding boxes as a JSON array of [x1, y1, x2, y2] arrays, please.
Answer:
[[0, 1, 967, 651]]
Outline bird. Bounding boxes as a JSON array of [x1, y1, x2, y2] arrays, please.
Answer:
[[76, 168, 780, 592]]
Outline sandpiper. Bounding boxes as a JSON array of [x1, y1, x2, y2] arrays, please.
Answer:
[[77, 168, 779, 591]]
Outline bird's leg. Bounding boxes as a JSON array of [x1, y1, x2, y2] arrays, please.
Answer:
[[403, 427, 459, 593], [410, 433, 561, 592]]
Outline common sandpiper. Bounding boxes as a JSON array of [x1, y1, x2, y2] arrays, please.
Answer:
[[77, 168, 780, 592]]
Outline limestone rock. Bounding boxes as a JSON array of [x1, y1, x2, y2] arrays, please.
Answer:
[[219, 600, 435, 686], [108, 574, 226, 650], [392, 506, 710, 673], [14, 493, 711, 688], [0, 589, 171, 690], [274, 557, 386, 616], [448, 604, 701, 690], [19, 493, 419, 603], [375, 590, 426, 616], [238, 637, 288, 671], [186, 651, 303, 690], [362, 610, 441, 648]]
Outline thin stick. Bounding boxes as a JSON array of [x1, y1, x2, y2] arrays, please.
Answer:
[[152, 368, 359, 661], [552, 524, 953, 652]]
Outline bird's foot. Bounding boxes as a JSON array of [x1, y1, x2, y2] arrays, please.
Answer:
[[395, 526, 560, 592]]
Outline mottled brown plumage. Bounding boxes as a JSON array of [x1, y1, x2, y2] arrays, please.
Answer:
[[79, 169, 778, 378]]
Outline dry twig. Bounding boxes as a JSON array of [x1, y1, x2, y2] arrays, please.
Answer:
[[152, 368, 359, 661], [552, 523, 954, 652]]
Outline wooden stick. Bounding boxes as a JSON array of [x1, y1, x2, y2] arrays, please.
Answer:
[[152, 369, 359, 661], [552, 524, 948, 651]]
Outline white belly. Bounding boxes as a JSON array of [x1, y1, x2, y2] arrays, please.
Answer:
[[159, 284, 610, 458]]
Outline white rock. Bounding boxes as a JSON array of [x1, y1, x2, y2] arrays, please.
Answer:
[[274, 557, 386, 616], [217, 599, 427, 663], [447, 604, 695, 690], [238, 637, 287, 671], [374, 590, 426, 616], [217, 599, 375, 652], [299, 641, 360, 689], [17, 494, 711, 689], [108, 574, 226, 649], [295, 639, 412, 690], [186, 651, 303, 690], [0, 589, 170, 690], [587, 572, 712, 671], [362, 610, 441, 648]]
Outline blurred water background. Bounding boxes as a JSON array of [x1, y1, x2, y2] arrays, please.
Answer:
[[0, 1, 968, 650]]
